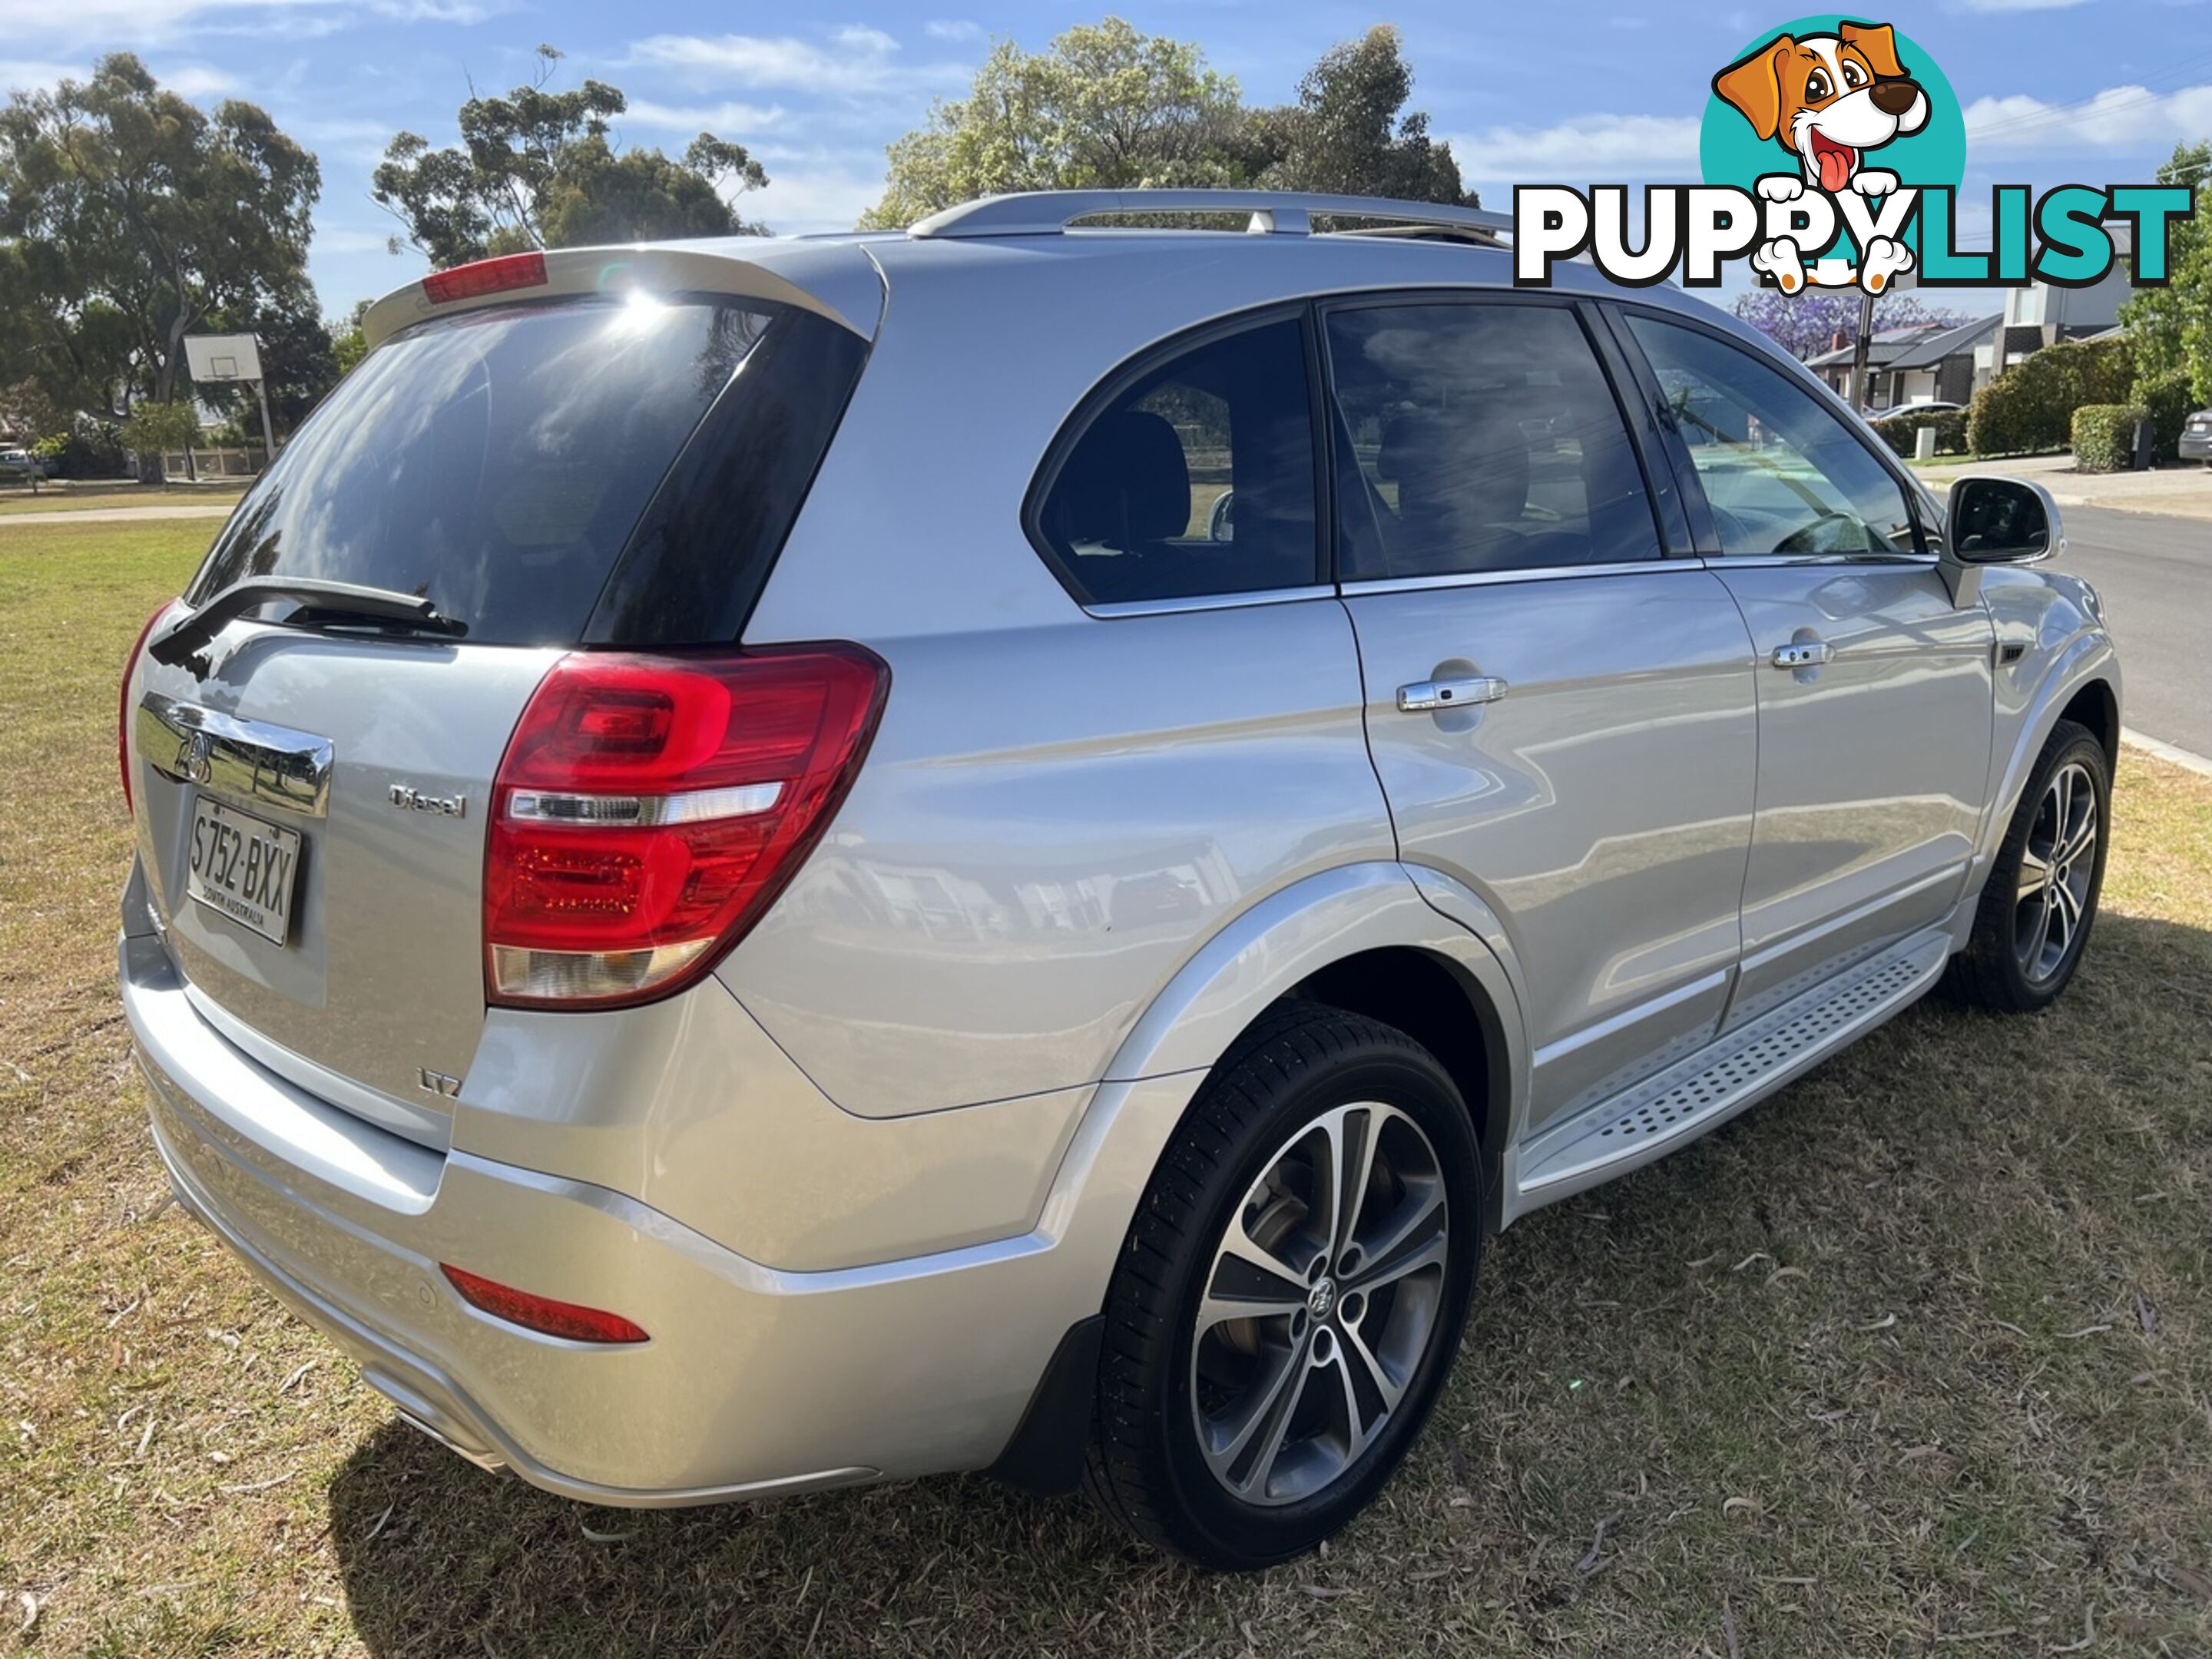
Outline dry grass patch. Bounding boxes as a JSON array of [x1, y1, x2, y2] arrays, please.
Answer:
[[2, 517, 2208, 1655]]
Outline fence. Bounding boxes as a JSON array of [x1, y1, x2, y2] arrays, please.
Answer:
[[159, 447, 268, 478]]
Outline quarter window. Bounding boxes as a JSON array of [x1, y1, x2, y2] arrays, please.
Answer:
[[1624, 314, 1920, 559], [1035, 318, 1319, 606], [1323, 302, 1661, 580]]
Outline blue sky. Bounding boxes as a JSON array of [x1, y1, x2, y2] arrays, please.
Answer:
[[5, 0, 2208, 318]]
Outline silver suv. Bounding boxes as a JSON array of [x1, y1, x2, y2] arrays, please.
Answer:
[[120, 190, 2120, 1569]]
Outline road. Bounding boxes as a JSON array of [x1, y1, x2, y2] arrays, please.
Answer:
[[2062, 506, 2211, 760]]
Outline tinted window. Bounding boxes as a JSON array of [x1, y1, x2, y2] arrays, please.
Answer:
[[1037, 318, 1318, 605], [1624, 315, 1919, 560], [193, 297, 858, 646], [1323, 303, 1660, 579]]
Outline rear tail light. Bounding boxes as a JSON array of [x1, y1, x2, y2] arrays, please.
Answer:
[[441, 1264, 648, 1344], [485, 644, 889, 1008], [422, 250, 548, 306], [119, 602, 172, 813]]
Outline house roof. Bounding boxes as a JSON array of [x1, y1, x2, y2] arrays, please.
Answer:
[[1883, 312, 2003, 370], [1804, 312, 2002, 369]]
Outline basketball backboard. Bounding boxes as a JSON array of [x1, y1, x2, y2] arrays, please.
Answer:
[[184, 333, 264, 383]]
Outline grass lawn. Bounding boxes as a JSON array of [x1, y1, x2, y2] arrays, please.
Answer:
[[3, 516, 2209, 1656], [0, 482, 247, 518]]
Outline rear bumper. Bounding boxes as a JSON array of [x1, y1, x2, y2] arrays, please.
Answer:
[[124, 928, 1168, 1504], [2179, 432, 2212, 462], [151, 1105, 863, 1503]]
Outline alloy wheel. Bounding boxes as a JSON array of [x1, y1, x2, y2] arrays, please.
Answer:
[[2015, 759, 2098, 985], [1188, 1101, 1449, 1506]]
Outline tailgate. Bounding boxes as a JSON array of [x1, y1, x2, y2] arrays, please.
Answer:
[[121, 245, 878, 1142], [130, 637, 555, 1137]]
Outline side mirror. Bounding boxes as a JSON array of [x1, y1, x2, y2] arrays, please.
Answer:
[[1937, 475, 2063, 605], [1945, 475, 2064, 565], [1207, 488, 1235, 544]]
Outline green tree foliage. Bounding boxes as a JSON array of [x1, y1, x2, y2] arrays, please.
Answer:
[[2118, 138, 2211, 402], [1968, 336, 2134, 457], [2131, 366, 2194, 460], [859, 20, 1253, 227], [0, 55, 320, 419], [331, 299, 373, 379], [373, 46, 769, 267], [1253, 26, 1472, 206], [858, 19, 1476, 228], [118, 399, 201, 457]]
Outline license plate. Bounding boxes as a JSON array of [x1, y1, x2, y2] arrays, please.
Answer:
[[187, 798, 302, 946]]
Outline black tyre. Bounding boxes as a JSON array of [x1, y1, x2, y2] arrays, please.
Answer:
[[1946, 719, 2110, 1013], [1084, 1002, 1481, 1569]]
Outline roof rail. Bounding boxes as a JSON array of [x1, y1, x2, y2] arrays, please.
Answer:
[[908, 190, 1512, 242]]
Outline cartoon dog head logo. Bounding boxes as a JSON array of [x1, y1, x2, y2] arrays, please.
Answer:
[[1713, 22, 1929, 197], [1705, 18, 1952, 293]]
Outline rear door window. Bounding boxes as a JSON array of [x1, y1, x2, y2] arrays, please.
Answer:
[[1033, 316, 1320, 606], [1323, 300, 1662, 580], [190, 296, 859, 646]]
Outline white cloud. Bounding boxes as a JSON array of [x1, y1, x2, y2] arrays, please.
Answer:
[[2, 54, 244, 101], [1452, 114, 1703, 186], [0, 58, 79, 94], [621, 98, 786, 134], [925, 18, 985, 41], [1964, 81, 2212, 156], [164, 64, 239, 97], [751, 162, 889, 234], [0, 0, 484, 51], [314, 225, 399, 253], [366, 0, 495, 19], [625, 28, 971, 98]]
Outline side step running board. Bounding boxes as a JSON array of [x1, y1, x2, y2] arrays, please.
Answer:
[[1515, 929, 1952, 1205]]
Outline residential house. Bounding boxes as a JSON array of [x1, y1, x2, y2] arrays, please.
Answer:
[[1972, 224, 2136, 390], [1807, 313, 2002, 410]]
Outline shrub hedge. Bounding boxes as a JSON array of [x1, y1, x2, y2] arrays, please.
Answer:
[[39, 422, 128, 479], [2071, 403, 2147, 473], [1968, 336, 2133, 456], [2132, 369, 2196, 462], [1869, 406, 1969, 458]]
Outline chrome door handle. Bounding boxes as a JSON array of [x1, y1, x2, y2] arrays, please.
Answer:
[[1397, 675, 1508, 713], [1770, 641, 1834, 669]]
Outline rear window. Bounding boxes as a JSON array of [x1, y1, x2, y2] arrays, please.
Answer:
[[1031, 316, 1320, 606], [190, 296, 864, 647]]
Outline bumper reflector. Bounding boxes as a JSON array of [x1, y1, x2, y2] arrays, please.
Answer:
[[441, 1264, 649, 1344]]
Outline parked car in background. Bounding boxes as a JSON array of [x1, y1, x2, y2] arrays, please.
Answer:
[[2181, 408, 2212, 463], [0, 446, 41, 481], [120, 190, 2121, 1571]]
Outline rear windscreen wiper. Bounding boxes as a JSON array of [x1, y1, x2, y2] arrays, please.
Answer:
[[147, 578, 468, 666]]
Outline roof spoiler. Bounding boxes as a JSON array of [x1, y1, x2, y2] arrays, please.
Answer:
[[361, 240, 886, 353]]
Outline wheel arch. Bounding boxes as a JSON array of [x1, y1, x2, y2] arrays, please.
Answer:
[[1979, 635, 2121, 873], [2058, 677, 2118, 761], [1287, 946, 1512, 1200], [1098, 861, 1528, 1234]]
